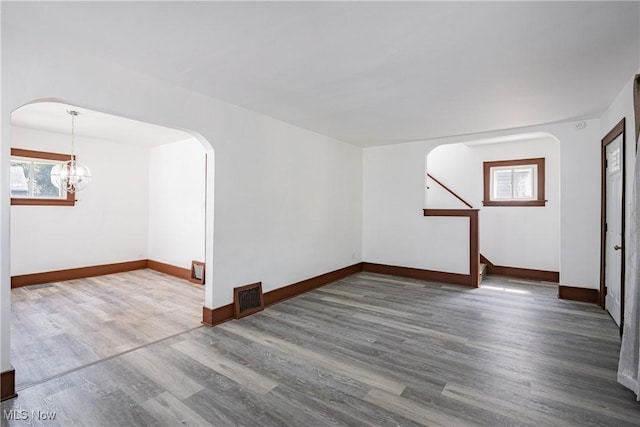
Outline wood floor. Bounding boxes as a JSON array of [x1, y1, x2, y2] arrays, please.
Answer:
[[3, 272, 640, 426], [9, 269, 204, 389]]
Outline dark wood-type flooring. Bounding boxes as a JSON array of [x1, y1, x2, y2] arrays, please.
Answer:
[[3, 272, 639, 426]]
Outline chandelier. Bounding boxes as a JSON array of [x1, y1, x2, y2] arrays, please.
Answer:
[[50, 110, 92, 194]]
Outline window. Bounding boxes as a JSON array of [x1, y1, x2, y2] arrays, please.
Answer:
[[483, 158, 546, 207], [10, 148, 75, 206]]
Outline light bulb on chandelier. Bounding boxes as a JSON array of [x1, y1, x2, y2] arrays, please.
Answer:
[[50, 110, 92, 194]]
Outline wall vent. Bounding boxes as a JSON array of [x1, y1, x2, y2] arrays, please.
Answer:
[[189, 261, 205, 285], [234, 282, 264, 319]]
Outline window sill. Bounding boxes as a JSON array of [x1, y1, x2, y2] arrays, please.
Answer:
[[482, 200, 546, 207], [11, 198, 75, 207]]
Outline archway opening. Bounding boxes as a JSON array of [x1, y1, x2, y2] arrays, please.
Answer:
[[8, 100, 214, 389], [425, 131, 561, 282]]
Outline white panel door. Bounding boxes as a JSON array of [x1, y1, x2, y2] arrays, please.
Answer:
[[605, 134, 623, 325]]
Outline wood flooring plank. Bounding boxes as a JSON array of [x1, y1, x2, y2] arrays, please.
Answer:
[[185, 327, 373, 399], [399, 384, 528, 426], [10, 269, 204, 389], [182, 383, 332, 427], [6, 270, 640, 426], [465, 340, 617, 381], [141, 391, 211, 427], [315, 287, 365, 298], [220, 321, 408, 395], [365, 387, 481, 427], [82, 357, 166, 405], [170, 339, 280, 395], [530, 382, 640, 424], [266, 382, 423, 427], [441, 382, 575, 427], [261, 308, 389, 348], [319, 294, 420, 317], [355, 274, 430, 288], [353, 312, 469, 344], [119, 348, 204, 400], [479, 311, 620, 343]]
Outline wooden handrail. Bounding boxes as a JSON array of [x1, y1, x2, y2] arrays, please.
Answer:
[[426, 173, 473, 209]]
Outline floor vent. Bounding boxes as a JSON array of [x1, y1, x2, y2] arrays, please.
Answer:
[[189, 261, 205, 285], [234, 282, 264, 319]]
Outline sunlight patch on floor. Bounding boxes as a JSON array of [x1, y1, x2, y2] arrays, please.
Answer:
[[480, 284, 531, 294]]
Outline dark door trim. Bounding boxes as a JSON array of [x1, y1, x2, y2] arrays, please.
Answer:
[[599, 118, 626, 335]]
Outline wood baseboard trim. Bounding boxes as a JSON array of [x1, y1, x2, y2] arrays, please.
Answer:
[[202, 304, 234, 327], [147, 260, 191, 281], [558, 286, 599, 304], [202, 263, 364, 326], [1, 369, 17, 401], [362, 262, 473, 287], [263, 263, 364, 306], [490, 265, 559, 283], [480, 254, 559, 283], [11, 259, 195, 288], [11, 260, 148, 288]]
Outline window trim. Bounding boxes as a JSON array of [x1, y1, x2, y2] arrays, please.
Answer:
[[482, 157, 546, 207], [10, 148, 75, 206]]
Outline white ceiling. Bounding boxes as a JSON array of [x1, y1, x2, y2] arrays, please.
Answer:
[[3, 1, 639, 147], [12, 102, 193, 147]]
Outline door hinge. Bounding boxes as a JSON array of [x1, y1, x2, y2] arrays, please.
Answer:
[[605, 223, 608, 232], [604, 286, 608, 296], [606, 159, 608, 168]]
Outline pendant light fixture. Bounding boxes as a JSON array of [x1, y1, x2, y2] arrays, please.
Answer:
[[50, 110, 92, 193]]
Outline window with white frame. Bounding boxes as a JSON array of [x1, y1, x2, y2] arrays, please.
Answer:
[[10, 148, 75, 206], [483, 158, 546, 207]]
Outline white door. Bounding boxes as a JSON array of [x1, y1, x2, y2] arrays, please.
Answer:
[[605, 134, 623, 325]]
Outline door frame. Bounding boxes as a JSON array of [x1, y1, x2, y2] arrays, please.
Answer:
[[599, 117, 626, 334]]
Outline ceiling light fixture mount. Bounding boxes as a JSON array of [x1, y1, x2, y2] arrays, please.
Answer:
[[50, 110, 92, 194]]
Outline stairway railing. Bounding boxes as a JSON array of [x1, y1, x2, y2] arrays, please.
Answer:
[[426, 173, 473, 209]]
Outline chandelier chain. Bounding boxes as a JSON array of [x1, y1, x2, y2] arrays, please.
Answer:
[[69, 110, 78, 161], [50, 109, 91, 194]]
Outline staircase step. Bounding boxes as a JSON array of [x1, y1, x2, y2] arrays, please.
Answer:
[[479, 263, 488, 284]]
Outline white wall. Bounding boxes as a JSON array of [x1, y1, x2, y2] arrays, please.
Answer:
[[362, 143, 469, 274], [148, 138, 206, 269], [601, 74, 636, 206], [11, 128, 208, 276], [363, 119, 600, 288], [1, 25, 363, 371], [10, 126, 149, 276], [426, 138, 560, 271]]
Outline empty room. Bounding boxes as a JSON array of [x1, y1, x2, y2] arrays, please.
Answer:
[[8, 101, 209, 390], [2, 1, 640, 426]]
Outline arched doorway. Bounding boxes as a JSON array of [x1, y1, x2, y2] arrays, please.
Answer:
[[425, 132, 561, 282], [8, 100, 215, 389]]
